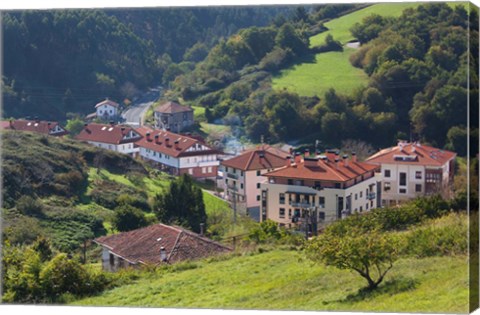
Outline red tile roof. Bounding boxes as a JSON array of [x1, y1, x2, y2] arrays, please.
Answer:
[[135, 127, 220, 158], [76, 123, 141, 144], [264, 154, 378, 182], [94, 223, 231, 265], [221, 145, 291, 171], [154, 101, 192, 114], [366, 142, 456, 166], [95, 99, 119, 108], [0, 119, 68, 136]]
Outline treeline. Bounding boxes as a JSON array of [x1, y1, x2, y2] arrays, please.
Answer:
[[169, 3, 478, 155], [1, 7, 292, 121]]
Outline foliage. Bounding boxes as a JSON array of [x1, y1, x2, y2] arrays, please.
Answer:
[[306, 215, 400, 290], [153, 174, 207, 233], [112, 204, 148, 232], [16, 195, 44, 216], [65, 118, 87, 137]]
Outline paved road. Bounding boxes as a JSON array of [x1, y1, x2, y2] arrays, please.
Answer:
[[121, 87, 161, 126]]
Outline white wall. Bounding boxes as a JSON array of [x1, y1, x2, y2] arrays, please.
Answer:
[[139, 147, 179, 168], [179, 154, 219, 168], [87, 140, 138, 154], [96, 104, 118, 118]]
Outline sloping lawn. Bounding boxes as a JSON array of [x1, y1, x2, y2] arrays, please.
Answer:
[[73, 249, 468, 313]]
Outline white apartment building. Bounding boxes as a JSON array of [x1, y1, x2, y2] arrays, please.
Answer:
[[366, 141, 456, 206], [261, 151, 381, 234]]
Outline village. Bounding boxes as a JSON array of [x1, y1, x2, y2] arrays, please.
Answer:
[[1, 96, 458, 272]]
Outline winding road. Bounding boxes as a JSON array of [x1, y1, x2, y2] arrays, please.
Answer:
[[121, 87, 162, 126]]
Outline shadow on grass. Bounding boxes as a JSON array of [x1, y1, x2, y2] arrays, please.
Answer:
[[337, 278, 419, 304]]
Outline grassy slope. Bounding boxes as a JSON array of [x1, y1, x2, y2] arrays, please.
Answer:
[[73, 249, 468, 313], [271, 3, 420, 97]]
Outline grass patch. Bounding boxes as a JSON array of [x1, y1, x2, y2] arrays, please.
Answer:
[[272, 48, 368, 97], [72, 250, 468, 313]]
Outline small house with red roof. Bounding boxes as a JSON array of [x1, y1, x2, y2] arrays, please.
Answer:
[[0, 119, 68, 136], [154, 101, 194, 133], [366, 140, 456, 206], [220, 145, 290, 221], [75, 123, 142, 156], [135, 127, 220, 179], [94, 223, 232, 272], [261, 150, 381, 233]]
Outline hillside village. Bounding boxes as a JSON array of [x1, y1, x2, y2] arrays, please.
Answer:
[[1, 2, 478, 312]]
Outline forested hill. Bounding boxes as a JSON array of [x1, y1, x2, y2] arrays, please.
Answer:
[[1, 6, 293, 121]]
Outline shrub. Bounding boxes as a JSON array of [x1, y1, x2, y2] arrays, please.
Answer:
[[112, 205, 148, 232], [16, 195, 44, 217]]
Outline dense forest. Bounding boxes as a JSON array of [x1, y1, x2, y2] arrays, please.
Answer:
[[169, 3, 478, 155], [1, 6, 296, 120]]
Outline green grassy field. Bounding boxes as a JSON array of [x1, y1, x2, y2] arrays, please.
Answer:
[[272, 3, 421, 97], [73, 249, 468, 313]]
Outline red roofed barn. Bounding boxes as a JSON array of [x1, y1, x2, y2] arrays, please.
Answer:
[[366, 140, 457, 206], [94, 223, 232, 271]]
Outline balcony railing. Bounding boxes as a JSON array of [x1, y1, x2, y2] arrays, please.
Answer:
[[367, 192, 376, 200], [227, 184, 237, 191], [289, 201, 314, 208], [226, 173, 238, 180]]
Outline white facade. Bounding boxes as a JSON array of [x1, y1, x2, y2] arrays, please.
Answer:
[[140, 147, 179, 168], [261, 174, 380, 231], [96, 103, 118, 120], [87, 140, 138, 155]]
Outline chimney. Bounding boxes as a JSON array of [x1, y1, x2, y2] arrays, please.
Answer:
[[165, 138, 170, 146], [174, 140, 179, 150], [352, 152, 357, 162], [154, 134, 160, 144], [335, 158, 340, 169], [325, 149, 336, 162], [304, 157, 319, 167], [146, 132, 151, 141], [305, 149, 310, 157], [285, 155, 292, 167], [259, 150, 265, 163], [9, 119, 13, 127], [121, 127, 125, 132], [294, 152, 302, 165], [343, 154, 349, 167]]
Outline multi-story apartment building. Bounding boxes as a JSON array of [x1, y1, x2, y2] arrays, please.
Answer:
[[76, 123, 142, 156], [366, 141, 456, 206], [135, 127, 220, 179], [154, 101, 194, 133], [220, 145, 290, 221], [261, 151, 380, 234]]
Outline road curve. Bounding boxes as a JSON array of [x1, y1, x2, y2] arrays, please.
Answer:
[[121, 87, 161, 127]]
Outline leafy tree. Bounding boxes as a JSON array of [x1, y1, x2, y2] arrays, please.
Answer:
[[16, 195, 44, 216], [275, 22, 309, 56], [183, 42, 209, 62], [153, 174, 206, 233], [112, 204, 148, 232], [65, 118, 85, 137], [306, 216, 400, 290]]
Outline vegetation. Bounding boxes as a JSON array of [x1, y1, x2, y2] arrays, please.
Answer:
[[112, 204, 148, 232]]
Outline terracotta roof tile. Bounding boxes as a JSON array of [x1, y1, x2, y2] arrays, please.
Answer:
[[154, 101, 192, 114], [221, 145, 290, 171], [135, 127, 220, 158], [95, 99, 119, 108], [75, 123, 141, 144], [94, 223, 231, 265], [0, 119, 68, 136], [366, 142, 456, 166]]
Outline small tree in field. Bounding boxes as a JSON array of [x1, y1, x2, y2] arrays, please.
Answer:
[[306, 216, 400, 290]]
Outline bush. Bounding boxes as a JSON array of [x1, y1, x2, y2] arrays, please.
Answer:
[[112, 205, 148, 232], [16, 196, 44, 217]]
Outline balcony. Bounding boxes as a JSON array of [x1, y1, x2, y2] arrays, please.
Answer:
[[226, 173, 238, 180], [367, 192, 376, 200], [227, 184, 238, 192], [289, 200, 314, 208]]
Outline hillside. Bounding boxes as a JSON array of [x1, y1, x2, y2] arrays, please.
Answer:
[[73, 249, 468, 313]]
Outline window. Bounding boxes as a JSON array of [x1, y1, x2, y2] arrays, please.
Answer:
[[279, 193, 285, 204], [188, 168, 193, 175], [318, 212, 325, 221], [257, 195, 260, 201], [279, 208, 285, 218], [288, 209, 292, 218], [257, 170, 261, 176], [399, 172, 407, 186], [226, 179, 229, 184], [318, 197, 325, 208], [415, 184, 422, 192], [294, 179, 304, 186], [109, 253, 114, 266], [208, 167, 212, 173], [366, 203, 369, 210], [360, 191, 363, 198], [384, 169, 391, 177], [257, 183, 261, 189], [240, 183, 244, 189], [384, 182, 391, 191], [399, 188, 407, 194], [359, 206, 363, 212], [240, 171, 244, 176], [288, 179, 293, 185], [335, 183, 341, 189], [415, 171, 422, 179], [355, 193, 358, 200], [202, 167, 206, 173]]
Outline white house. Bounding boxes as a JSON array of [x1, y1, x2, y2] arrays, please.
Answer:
[[75, 123, 142, 156], [87, 99, 120, 121], [135, 127, 221, 179], [220, 145, 290, 221], [261, 150, 381, 234], [366, 141, 457, 206]]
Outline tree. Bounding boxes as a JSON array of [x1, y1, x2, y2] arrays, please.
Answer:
[[65, 118, 85, 137], [306, 215, 399, 290], [153, 174, 206, 233], [112, 204, 148, 232]]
